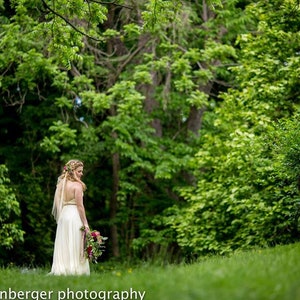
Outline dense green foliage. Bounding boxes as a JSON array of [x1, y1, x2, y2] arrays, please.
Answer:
[[0, 165, 24, 254], [158, 0, 300, 257], [0, 0, 300, 266]]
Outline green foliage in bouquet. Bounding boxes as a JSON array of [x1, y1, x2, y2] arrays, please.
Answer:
[[81, 227, 108, 263]]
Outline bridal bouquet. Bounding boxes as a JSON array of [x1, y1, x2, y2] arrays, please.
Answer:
[[81, 227, 108, 263]]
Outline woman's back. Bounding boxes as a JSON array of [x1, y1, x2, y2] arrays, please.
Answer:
[[64, 181, 82, 203]]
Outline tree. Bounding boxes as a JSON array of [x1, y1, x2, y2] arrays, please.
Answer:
[[159, 0, 300, 258]]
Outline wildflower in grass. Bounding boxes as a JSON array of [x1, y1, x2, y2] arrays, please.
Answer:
[[81, 227, 108, 263]]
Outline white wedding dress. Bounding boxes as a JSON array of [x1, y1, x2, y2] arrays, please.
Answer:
[[50, 197, 90, 275]]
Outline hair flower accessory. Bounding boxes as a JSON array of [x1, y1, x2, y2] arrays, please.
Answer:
[[81, 227, 108, 263], [63, 164, 72, 172]]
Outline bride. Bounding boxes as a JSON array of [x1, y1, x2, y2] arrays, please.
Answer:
[[50, 159, 90, 275]]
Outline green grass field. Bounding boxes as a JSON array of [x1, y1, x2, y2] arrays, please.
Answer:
[[1, 242, 300, 300]]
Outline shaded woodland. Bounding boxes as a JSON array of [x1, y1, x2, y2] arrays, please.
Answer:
[[0, 0, 300, 266]]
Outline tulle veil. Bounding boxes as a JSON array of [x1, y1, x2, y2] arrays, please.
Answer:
[[51, 175, 67, 223]]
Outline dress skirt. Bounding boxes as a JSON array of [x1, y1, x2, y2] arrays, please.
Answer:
[[50, 205, 90, 275]]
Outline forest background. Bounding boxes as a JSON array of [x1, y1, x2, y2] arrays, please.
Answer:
[[0, 0, 300, 267]]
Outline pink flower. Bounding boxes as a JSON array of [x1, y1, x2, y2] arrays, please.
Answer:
[[87, 246, 93, 257], [91, 231, 101, 243], [91, 231, 100, 237]]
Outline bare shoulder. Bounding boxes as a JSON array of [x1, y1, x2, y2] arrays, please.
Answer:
[[72, 181, 83, 191]]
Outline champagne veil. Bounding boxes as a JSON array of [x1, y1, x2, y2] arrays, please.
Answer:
[[51, 175, 67, 223]]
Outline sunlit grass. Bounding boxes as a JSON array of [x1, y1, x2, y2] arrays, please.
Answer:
[[1, 243, 300, 300]]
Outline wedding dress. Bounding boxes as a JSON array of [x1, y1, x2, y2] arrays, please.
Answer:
[[50, 178, 90, 275]]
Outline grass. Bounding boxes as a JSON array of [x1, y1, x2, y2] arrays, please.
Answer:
[[1, 242, 300, 300]]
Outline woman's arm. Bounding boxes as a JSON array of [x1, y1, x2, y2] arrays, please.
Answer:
[[74, 182, 89, 229]]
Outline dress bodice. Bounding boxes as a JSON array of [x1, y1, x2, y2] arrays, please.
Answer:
[[63, 199, 76, 206]]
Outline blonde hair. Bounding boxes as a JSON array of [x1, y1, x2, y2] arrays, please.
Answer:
[[59, 159, 86, 191]]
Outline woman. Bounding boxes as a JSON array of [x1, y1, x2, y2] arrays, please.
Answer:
[[50, 159, 90, 275]]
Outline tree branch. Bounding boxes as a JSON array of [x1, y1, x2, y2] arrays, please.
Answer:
[[41, 0, 102, 42], [87, 0, 133, 10], [114, 35, 150, 79]]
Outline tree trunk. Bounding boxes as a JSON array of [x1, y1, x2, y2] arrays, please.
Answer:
[[105, 5, 121, 257], [187, 106, 207, 136], [187, 81, 212, 136], [138, 38, 163, 137], [186, 1, 216, 136], [110, 147, 120, 257]]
